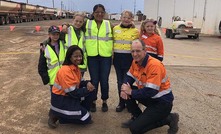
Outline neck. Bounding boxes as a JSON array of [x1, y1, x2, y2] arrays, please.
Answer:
[[146, 32, 153, 36], [95, 20, 102, 25], [51, 41, 57, 45]]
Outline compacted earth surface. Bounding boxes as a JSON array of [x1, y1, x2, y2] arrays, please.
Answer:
[[0, 19, 221, 134]]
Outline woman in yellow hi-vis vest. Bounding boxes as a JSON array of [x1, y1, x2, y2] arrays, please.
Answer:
[[85, 4, 113, 112], [113, 10, 139, 112]]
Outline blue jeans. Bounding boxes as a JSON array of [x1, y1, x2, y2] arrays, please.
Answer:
[[87, 55, 112, 101]]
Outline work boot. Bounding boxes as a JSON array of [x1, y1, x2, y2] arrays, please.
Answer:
[[121, 117, 136, 128], [90, 102, 96, 112], [116, 104, 125, 112], [48, 116, 58, 129], [102, 102, 108, 112], [167, 113, 179, 134]]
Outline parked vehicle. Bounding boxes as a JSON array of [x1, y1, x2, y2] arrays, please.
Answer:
[[0, 0, 68, 25], [165, 16, 201, 39]]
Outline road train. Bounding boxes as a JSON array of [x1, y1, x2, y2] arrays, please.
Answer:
[[0, 0, 74, 25]]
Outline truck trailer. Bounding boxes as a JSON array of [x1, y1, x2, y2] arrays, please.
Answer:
[[0, 0, 64, 25]]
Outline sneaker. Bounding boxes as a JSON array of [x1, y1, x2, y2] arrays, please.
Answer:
[[102, 103, 108, 112], [121, 117, 136, 128], [48, 116, 58, 129], [167, 113, 179, 134], [90, 102, 96, 112], [116, 104, 125, 112]]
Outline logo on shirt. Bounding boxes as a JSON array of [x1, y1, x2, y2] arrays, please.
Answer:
[[141, 72, 146, 76], [115, 30, 121, 33]]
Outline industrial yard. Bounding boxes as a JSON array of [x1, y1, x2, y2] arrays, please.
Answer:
[[0, 19, 221, 134]]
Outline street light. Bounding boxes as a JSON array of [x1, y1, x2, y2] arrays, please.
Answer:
[[52, 0, 54, 8], [134, 0, 136, 14]]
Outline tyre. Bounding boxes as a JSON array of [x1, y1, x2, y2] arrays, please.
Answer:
[[178, 24, 186, 28], [5, 17, 9, 24], [0, 17, 5, 25], [193, 34, 199, 39], [170, 32, 175, 39], [219, 21, 221, 34], [165, 29, 170, 38], [188, 35, 193, 38]]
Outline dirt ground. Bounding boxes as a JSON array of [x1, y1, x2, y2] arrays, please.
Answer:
[[0, 19, 221, 134]]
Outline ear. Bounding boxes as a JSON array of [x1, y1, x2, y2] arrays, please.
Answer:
[[153, 21, 157, 25]]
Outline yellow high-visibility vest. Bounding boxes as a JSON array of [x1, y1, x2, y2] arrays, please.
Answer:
[[113, 25, 139, 53], [85, 19, 113, 57], [64, 26, 87, 71], [44, 41, 65, 85]]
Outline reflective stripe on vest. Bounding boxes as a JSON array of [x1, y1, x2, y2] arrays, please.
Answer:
[[65, 26, 87, 70], [114, 40, 132, 53], [113, 26, 139, 53], [53, 82, 76, 93], [51, 105, 90, 121], [44, 41, 65, 85], [51, 105, 81, 115], [126, 71, 171, 98], [85, 19, 113, 57]]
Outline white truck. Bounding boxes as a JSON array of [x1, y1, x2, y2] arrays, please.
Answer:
[[165, 16, 201, 39]]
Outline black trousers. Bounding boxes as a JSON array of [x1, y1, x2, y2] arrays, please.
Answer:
[[125, 98, 172, 134]]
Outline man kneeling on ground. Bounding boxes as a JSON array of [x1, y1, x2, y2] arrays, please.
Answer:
[[121, 39, 179, 134]]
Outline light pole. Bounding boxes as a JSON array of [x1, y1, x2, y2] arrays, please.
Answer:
[[26, 0, 28, 4], [134, 0, 136, 15], [52, 0, 54, 8], [61, 1, 63, 10]]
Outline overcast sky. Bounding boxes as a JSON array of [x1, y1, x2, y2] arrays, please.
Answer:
[[12, 0, 144, 14]]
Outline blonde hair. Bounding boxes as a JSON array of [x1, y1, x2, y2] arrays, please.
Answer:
[[121, 10, 134, 18], [140, 18, 160, 36], [73, 12, 85, 19]]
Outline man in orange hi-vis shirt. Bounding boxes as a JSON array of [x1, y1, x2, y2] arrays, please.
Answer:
[[120, 39, 179, 134]]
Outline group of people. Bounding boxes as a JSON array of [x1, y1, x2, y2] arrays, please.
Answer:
[[38, 3, 179, 134]]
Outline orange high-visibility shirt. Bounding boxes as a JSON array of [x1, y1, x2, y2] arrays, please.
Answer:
[[52, 65, 81, 96], [140, 33, 164, 58], [128, 56, 171, 99]]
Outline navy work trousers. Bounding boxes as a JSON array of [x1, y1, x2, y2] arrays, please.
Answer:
[[125, 98, 172, 134]]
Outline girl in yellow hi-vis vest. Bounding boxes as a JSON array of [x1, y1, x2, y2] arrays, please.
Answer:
[[62, 13, 88, 77]]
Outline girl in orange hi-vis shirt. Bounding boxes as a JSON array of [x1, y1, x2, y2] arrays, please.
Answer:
[[140, 18, 164, 61]]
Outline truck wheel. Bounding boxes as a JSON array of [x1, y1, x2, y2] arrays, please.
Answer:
[[193, 34, 199, 39], [219, 21, 221, 34], [188, 35, 193, 38], [0, 17, 6, 25], [170, 32, 175, 39], [165, 29, 170, 38], [5, 17, 9, 24], [178, 25, 186, 28]]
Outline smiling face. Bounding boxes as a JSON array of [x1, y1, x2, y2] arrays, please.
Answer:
[[121, 12, 133, 26], [144, 21, 156, 35], [93, 7, 105, 22], [70, 50, 83, 66], [49, 33, 60, 43], [72, 15, 84, 29], [131, 40, 146, 65]]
